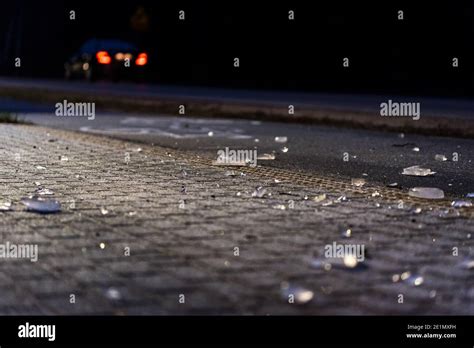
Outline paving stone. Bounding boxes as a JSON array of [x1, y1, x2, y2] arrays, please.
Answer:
[[0, 125, 472, 315]]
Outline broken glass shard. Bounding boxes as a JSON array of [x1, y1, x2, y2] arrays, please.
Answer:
[[394, 271, 424, 286], [405, 274, 424, 286], [35, 188, 54, 196], [458, 259, 474, 270], [212, 158, 248, 166], [0, 202, 12, 211], [257, 153, 276, 160], [451, 200, 473, 208], [408, 187, 444, 199], [252, 187, 267, 198], [341, 228, 352, 238], [280, 282, 314, 304], [438, 208, 460, 218], [311, 257, 367, 271], [21, 197, 61, 214], [224, 170, 238, 177], [105, 288, 122, 300], [313, 193, 327, 203], [402, 165, 436, 176], [351, 178, 366, 187]]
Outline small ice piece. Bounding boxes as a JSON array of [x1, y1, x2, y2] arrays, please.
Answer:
[[251, 186, 267, 198], [451, 200, 473, 208], [408, 187, 444, 199], [36, 165, 46, 170], [273, 204, 286, 210], [280, 282, 314, 304], [281, 147, 289, 153], [0, 202, 12, 211], [257, 153, 276, 160], [388, 182, 399, 188], [402, 165, 436, 176], [434, 154, 447, 162], [21, 197, 61, 214], [100, 207, 109, 215], [208, 131, 214, 137], [412, 147, 420, 152], [274, 136, 288, 143], [60, 156, 69, 161], [351, 178, 366, 187], [466, 193, 474, 198]]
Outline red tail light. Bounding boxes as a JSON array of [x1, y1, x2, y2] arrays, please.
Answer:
[[135, 53, 148, 66], [96, 51, 111, 65]]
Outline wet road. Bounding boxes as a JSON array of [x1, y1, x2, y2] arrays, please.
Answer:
[[20, 112, 474, 198]]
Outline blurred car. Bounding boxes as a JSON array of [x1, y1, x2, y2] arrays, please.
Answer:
[[64, 38, 148, 82]]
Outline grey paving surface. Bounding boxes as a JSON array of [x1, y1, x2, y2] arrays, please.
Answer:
[[0, 124, 473, 315], [22, 112, 474, 197]]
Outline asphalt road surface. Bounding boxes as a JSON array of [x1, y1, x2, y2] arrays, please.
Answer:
[[1, 77, 474, 118], [18, 111, 474, 199]]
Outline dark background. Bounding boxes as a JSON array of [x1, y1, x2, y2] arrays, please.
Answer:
[[0, 0, 473, 96]]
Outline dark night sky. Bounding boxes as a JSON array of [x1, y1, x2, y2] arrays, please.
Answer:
[[1, 1, 473, 96]]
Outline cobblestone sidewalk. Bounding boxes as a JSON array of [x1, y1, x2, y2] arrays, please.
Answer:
[[0, 124, 472, 315]]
